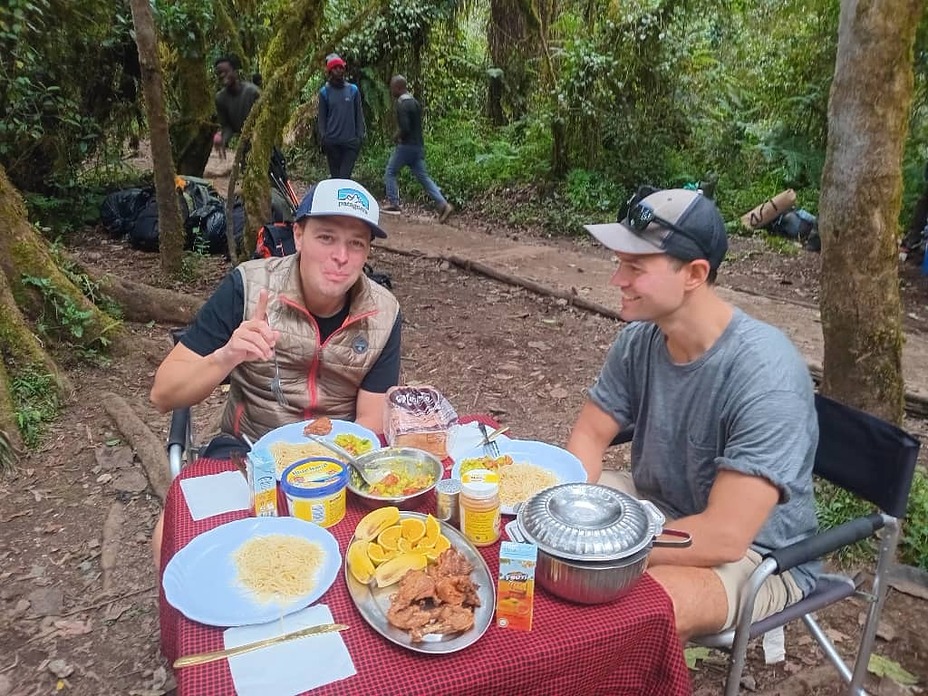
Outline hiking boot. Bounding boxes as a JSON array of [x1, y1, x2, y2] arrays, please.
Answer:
[[381, 202, 402, 215], [438, 203, 454, 223]]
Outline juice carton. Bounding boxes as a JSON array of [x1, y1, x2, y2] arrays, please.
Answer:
[[246, 450, 278, 517], [496, 541, 537, 631]]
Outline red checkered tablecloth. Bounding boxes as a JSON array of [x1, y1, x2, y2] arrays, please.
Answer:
[[159, 424, 691, 696]]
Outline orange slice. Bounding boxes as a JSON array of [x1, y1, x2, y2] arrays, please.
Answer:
[[421, 514, 441, 547], [401, 517, 426, 543], [366, 542, 389, 565], [424, 534, 452, 561], [377, 524, 403, 551]]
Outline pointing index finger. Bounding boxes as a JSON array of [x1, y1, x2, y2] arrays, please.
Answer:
[[254, 289, 270, 322]]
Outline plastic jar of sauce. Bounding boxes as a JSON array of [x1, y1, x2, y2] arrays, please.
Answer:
[[459, 468, 501, 546], [281, 457, 347, 528]]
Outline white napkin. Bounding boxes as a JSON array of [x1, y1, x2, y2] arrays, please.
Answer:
[[225, 605, 355, 696], [179, 471, 250, 521], [447, 421, 512, 462]]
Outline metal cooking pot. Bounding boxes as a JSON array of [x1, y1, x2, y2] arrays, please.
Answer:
[[510, 483, 691, 604]]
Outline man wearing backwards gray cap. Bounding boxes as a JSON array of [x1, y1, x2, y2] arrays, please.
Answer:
[[150, 178, 401, 567], [566, 187, 819, 640]]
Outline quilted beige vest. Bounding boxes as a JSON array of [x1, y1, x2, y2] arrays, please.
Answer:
[[220, 254, 399, 440]]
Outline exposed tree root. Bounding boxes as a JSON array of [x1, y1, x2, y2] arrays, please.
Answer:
[[102, 392, 170, 501]]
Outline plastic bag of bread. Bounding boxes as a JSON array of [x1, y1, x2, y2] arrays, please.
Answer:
[[384, 385, 458, 460]]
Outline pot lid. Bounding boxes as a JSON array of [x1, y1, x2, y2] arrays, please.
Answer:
[[516, 483, 661, 561]]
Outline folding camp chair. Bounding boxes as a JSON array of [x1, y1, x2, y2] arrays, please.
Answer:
[[164, 328, 241, 479], [609, 394, 920, 696]]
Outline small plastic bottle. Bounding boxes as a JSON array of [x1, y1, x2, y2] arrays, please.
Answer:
[[459, 469, 501, 546]]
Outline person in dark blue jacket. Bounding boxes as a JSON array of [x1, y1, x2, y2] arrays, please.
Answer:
[[317, 55, 365, 178]]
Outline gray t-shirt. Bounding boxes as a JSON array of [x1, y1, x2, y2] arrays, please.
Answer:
[[589, 309, 820, 596]]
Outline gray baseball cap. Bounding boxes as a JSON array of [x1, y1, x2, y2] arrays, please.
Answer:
[[584, 188, 728, 271]]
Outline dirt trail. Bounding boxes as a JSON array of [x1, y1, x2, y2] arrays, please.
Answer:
[[376, 213, 928, 403]]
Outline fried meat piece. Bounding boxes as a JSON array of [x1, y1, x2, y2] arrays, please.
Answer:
[[303, 417, 333, 436], [393, 570, 436, 606], [429, 548, 473, 577], [434, 575, 480, 607], [386, 547, 481, 642]]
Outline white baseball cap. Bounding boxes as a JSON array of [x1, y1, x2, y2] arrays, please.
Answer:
[[294, 179, 387, 239]]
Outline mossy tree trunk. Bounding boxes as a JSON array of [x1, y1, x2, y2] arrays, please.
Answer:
[[130, 0, 186, 277], [171, 55, 216, 176], [818, 0, 922, 424], [239, 0, 326, 249], [0, 165, 123, 447]]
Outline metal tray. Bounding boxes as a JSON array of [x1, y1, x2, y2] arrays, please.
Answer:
[[343, 513, 496, 654]]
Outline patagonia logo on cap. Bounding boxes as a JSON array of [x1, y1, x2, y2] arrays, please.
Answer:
[[337, 188, 370, 215]]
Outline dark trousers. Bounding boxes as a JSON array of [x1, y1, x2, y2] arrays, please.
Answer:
[[323, 141, 360, 179]]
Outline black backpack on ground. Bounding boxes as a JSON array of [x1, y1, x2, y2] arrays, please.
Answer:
[[100, 187, 153, 237]]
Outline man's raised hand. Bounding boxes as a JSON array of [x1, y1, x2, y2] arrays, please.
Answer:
[[215, 289, 279, 367]]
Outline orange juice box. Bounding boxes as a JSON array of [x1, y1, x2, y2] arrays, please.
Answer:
[[496, 541, 537, 631], [246, 449, 278, 517]]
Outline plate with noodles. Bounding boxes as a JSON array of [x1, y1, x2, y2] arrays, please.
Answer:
[[162, 516, 341, 626], [250, 418, 382, 480], [451, 440, 588, 515]]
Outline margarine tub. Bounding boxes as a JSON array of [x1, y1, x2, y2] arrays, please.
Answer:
[[281, 457, 348, 528]]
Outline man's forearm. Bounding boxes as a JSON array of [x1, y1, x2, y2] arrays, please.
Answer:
[[566, 429, 606, 483], [150, 350, 236, 413]]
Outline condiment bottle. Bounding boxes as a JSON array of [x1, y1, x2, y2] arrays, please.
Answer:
[[459, 469, 501, 546]]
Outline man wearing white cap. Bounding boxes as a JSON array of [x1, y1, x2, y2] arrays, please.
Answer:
[[150, 179, 400, 567], [566, 187, 818, 640]]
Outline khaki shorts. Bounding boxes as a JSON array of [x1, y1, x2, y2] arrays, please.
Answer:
[[600, 470, 803, 629]]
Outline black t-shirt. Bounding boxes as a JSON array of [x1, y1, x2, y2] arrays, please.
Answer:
[[181, 271, 401, 393]]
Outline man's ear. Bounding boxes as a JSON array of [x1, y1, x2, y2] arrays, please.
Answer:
[[292, 220, 305, 251], [685, 259, 711, 288]]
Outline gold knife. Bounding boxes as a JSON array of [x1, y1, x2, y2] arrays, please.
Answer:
[[173, 622, 349, 668]]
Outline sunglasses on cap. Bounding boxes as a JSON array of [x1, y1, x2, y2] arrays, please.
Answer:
[[620, 186, 712, 258]]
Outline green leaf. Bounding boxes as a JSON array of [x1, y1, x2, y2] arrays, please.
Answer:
[[684, 646, 711, 670], [105, 438, 121, 446], [867, 654, 918, 686]]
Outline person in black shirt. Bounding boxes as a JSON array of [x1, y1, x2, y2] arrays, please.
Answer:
[[381, 75, 453, 223], [214, 56, 261, 159]]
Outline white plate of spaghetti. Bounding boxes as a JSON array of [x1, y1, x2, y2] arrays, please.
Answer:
[[250, 418, 382, 480], [162, 516, 341, 626], [451, 439, 588, 515]]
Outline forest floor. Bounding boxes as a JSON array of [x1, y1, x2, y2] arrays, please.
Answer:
[[0, 150, 927, 695]]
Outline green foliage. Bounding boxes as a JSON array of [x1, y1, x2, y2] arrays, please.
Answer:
[[816, 467, 928, 572], [20, 274, 114, 361], [10, 369, 59, 448], [0, 0, 142, 192], [814, 480, 877, 566], [899, 467, 928, 571]]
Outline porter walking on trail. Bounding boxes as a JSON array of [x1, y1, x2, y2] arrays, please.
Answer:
[[381, 75, 453, 223]]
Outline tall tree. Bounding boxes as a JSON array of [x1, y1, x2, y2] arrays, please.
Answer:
[[129, 0, 185, 276], [819, 0, 924, 423]]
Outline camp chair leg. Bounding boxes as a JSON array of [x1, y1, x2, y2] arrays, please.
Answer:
[[848, 516, 899, 694], [801, 614, 859, 689], [724, 557, 779, 696]]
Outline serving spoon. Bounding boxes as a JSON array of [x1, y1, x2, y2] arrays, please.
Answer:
[[304, 434, 389, 487]]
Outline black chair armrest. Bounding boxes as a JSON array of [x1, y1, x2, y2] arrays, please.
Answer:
[[609, 427, 635, 448], [167, 407, 190, 450], [768, 512, 884, 572]]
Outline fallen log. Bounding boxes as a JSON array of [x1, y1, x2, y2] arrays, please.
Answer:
[[377, 245, 928, 419], [102, 392, 170, 501]]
